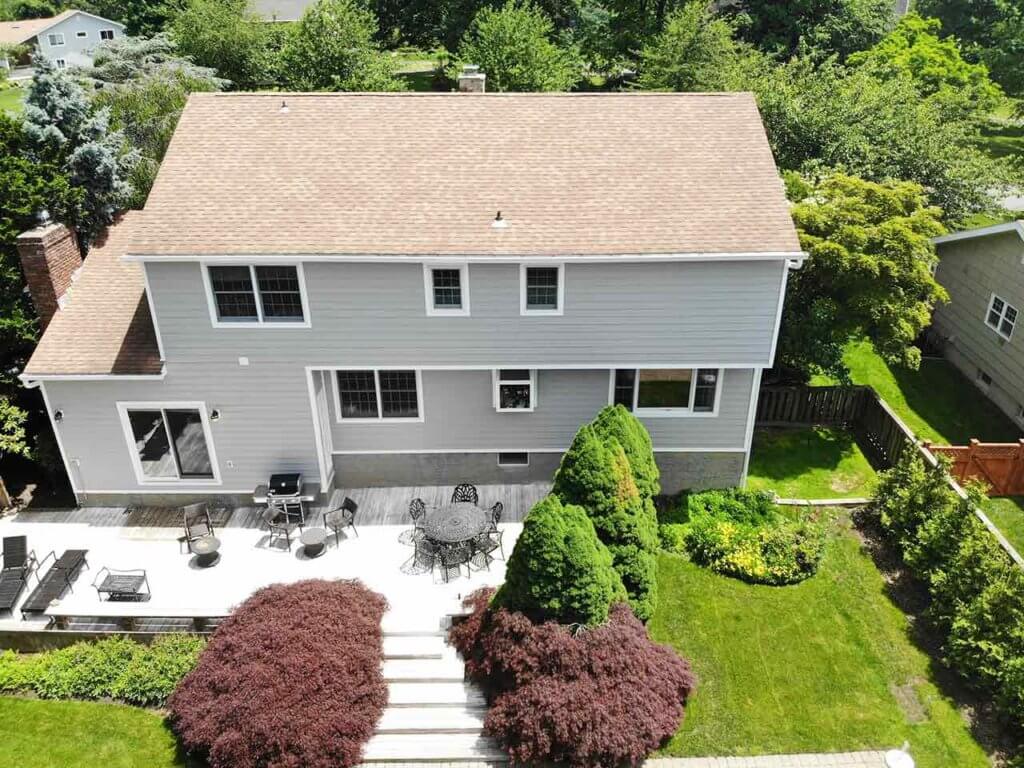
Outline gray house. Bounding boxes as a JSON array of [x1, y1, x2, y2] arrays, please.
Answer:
[[932, 221, 1024, 428], [18, 90, 803, 507], [0, 10, 124, 71]]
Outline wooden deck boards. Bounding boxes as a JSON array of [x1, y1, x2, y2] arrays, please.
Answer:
[[7, 483, 552, 529]]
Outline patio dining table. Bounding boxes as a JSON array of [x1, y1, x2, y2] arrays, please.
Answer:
[[421, 503, 490, 544]]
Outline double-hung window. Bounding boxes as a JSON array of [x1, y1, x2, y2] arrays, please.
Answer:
[[424, 264, 469, 315], [520, 264, 564, 315], [47, 32, 65, 46], [986, 293, 1017, 340], [100, 29, 115, 40], [336, 370, 422, 422], [493, 369, 536, 412], [611, 368, 721, 416], [205, 264, 308, 325], [119, 404, 218, 483]]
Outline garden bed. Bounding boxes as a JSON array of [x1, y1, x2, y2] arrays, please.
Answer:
[[746, 426, 876, 499], [649, 516, 988, 767]]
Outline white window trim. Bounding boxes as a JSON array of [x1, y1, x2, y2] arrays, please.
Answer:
[[333, 368, 424, 424], [423, 262, 470, 316], [100, 28, 115, 39], [75, 30, 87, 38], [519, 263, 565, 316], [116, 401, 222, 486], [201, 262, 311, 328], [47, 32, 65, 46], [497, 451, 530, 467], [985, 292, 1017, 341], [492, 369, 537, 412], [607, 368, 723, 418]]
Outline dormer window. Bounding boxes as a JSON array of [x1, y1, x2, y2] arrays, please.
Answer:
[[204, 264, 309, 326], [424, 263, 470, 316]]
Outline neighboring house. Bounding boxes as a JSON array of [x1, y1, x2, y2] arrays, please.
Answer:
[[0, 10, 124, 71], [248, 0, 310, 21], [17, 87, 803, 508], [932, 220, 1024, 426]]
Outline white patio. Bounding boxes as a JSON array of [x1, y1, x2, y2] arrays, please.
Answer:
[[0, 484, 543, 635]]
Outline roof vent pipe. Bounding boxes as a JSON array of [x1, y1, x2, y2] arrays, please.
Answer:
[[458, 64, 486, 93]]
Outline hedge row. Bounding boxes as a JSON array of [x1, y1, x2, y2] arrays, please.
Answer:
[[0, 634, 205, 707], [660, 489, 826, 585], [870, 451, 1024, 727], [169, 579, 387, 768], [451, 588, 696, 767]]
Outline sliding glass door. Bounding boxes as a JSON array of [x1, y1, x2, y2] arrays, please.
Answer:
[[123, 405, 215, 482]]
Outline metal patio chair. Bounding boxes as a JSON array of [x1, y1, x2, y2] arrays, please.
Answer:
[[451, 484, 479, 504], [262, 507, 299, 551], [182, 502, 215, 553], [324, 496, 359, 544], [399, 497, 427, 545]]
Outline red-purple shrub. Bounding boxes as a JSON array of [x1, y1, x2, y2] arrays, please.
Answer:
[[450, 588, 696, 767], [168, 579, 388, 768]]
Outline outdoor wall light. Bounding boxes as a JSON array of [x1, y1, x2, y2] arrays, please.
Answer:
[[210, 409, 221, 422], [53, 409, 64, 423]]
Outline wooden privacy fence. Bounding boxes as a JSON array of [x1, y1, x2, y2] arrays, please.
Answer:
[[926, 439, 1024, 497], [756, 386, 915, 470], [756, 383, 1024, 567]]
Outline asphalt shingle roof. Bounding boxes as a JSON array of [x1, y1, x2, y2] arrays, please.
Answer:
[[130, 92, 801, 258]]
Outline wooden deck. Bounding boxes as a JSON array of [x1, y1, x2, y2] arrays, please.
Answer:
[[6, 482, 552, 529]]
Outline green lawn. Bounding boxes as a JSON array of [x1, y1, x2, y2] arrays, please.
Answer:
[[983, 496, 1024, 555], [977, 117, 1024, 162], [812, 339, 1022, 444], [650, 523, 988, 767], [0, 85, 24, 114], [0, 697, 186, 767], [747, 426, 876, 499]]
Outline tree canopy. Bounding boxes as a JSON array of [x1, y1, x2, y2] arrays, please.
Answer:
[[281, 0, 404, 91], [728, 0, 896, 58], [777, 171, 948, 381], [639, 1, 750, 92], [79, 0, 184, 37], [848, 12, 1003, 117], [170, 0, 280, 90], [452, 1, 582, 92], [81, 35, 225, 207]]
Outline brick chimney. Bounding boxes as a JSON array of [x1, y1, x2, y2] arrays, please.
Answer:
[[458, 64, 486, 93], [17, 222, 81, 332]]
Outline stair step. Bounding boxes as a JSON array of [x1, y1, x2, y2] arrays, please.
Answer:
[[376, 706, 486, 734], [362, 733, 507, 763], [383, 635, 446, 660], [387, 682, 485, 707], [383, 658, 464, 683]]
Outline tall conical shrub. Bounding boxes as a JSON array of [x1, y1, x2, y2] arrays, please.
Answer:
[[553, 425, 659, 620], [592, 404, 660, 499], [494, 495, 626, 626]]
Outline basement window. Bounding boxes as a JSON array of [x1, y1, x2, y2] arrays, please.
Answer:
[[497, 452, 529, 467]]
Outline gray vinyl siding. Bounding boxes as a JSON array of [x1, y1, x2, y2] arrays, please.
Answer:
[[145, 259, 785, 367], [42, 360, 319, 495], [933, 232, 1024, 421], [34, 13, 123, 68], [330, 368, 753, 452]]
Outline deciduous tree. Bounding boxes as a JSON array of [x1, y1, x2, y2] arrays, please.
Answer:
[[452, 1, 582, 91], [778, 171, 948, 381], [281, 0, 403, 91]]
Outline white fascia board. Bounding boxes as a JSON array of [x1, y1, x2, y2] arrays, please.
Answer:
[[932, 220, 1024, 246], [123, 251, 807, 265]]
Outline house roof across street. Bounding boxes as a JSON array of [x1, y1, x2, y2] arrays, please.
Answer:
[[129, 91, 802, 259], [0, 10, 122, 45]]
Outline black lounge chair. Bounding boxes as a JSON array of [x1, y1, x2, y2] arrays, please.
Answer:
[[0, 536, 34, 613], [21, 549, 89, 619]]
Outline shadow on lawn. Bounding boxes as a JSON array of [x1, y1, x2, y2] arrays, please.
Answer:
[[851, 508, 1022, 762], [887, 358, 1022, 445]]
